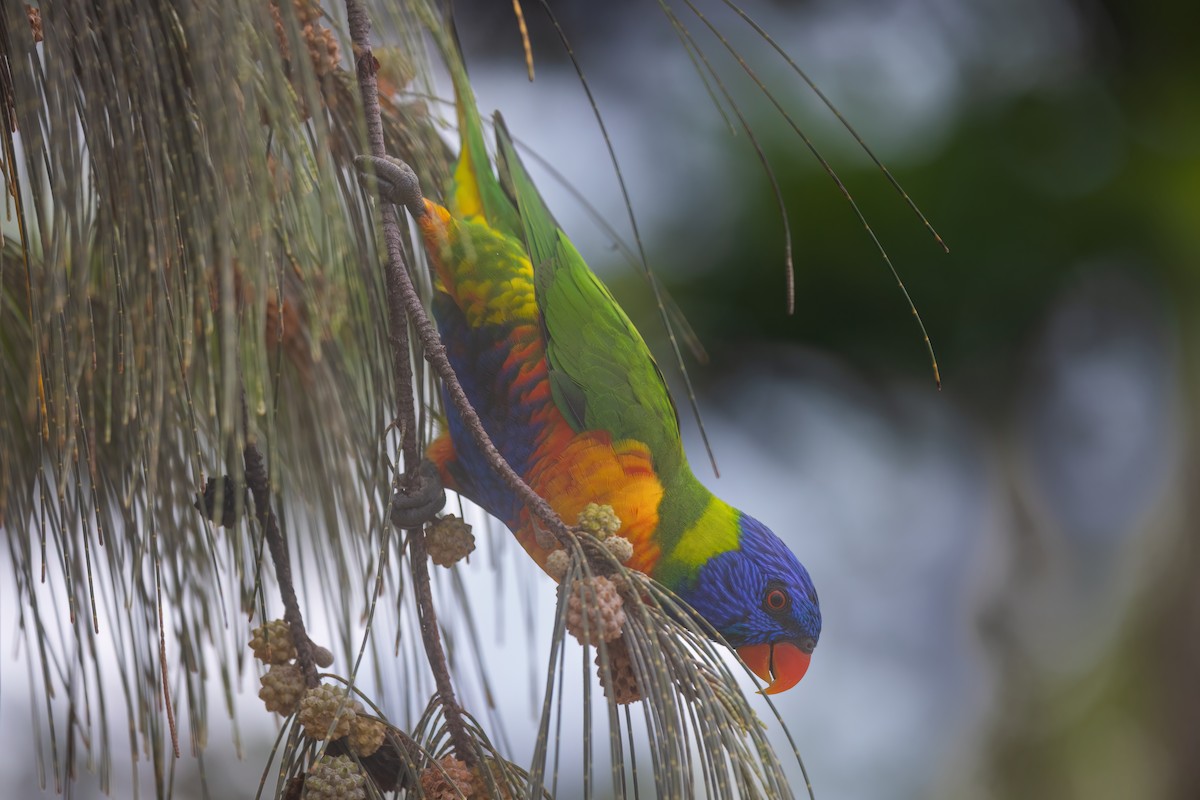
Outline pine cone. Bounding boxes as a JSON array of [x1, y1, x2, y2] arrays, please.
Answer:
[[476, 759, 518, 800], [259, 663, 305, 715], [604, 535, 634, 565], [302, 755, 366, 800], [297, 23, 340, 79], [419, 755, 480, 800], [250, 619, 296, 664], [294, 0, 319, 23], [425, 515, 475, 567], [348, 714, 387, 758], [596, 636, 642, 705], [269, 0, 340, 84], [565, 576, 626, 645], [606, 571, 634, 598], [297, 684, 362, 740], [544, 549, 571, 581], [26, 5, 42, 43], [576, 503, 621, 539]]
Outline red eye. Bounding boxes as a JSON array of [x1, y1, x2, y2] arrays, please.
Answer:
[[765, 588, 789, 612]]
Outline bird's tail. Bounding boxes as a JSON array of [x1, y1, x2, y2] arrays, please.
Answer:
[[416, 1, 520, 236]]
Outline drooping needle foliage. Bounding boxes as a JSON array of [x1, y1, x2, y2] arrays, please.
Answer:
[[0, 1, 918, 796]]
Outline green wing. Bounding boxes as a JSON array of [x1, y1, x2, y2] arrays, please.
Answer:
[[493, 114, 684, 478]]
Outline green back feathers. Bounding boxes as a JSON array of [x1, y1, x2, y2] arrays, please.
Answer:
[[426, 12, 724, 574], [492, 115, 687, 482], [426, 5, 685, 481]]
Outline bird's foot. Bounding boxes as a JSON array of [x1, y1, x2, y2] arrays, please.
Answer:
[[355, 154, 425, 219], [390, 460, 446, 529]]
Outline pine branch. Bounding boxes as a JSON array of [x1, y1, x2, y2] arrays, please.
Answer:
[[344, 0, 571, 544], [242, 396, 320, 689], [344, 0, 483, 768]]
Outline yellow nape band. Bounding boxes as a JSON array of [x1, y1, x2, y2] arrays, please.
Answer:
[[668, 495, 740, 571]]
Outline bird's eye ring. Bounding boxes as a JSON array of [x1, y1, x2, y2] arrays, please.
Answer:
[[765, 588, 789, 612]]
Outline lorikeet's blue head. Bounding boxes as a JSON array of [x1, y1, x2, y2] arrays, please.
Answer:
[[678, 513, 821, 693]]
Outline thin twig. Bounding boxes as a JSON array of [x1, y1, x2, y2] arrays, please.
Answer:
[[344, 0, 571, 768], [343, 0, 569, 538], [242, 398, 319, 688], [513, 0, 535, 80], [406, 525, 478, 764]]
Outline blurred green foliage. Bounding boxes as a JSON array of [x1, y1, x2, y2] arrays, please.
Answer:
[[597, 1, 1200, 798], [626, 0, 1200, 407]]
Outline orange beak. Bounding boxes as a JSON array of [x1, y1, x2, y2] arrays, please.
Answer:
[[737, 641, 811, 695]]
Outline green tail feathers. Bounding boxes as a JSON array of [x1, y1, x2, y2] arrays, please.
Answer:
[[419, 2, 520, 234]]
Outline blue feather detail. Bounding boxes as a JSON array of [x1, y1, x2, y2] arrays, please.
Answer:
[[433, 292, 551, 529], [676, 513, 821, 649]]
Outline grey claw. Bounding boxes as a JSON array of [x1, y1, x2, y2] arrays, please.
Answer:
[[390, 460, 446, 529], [355, 155, 425, 218]]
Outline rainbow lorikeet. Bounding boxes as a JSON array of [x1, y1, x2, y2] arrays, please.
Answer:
[[357, 47, 820, 694]]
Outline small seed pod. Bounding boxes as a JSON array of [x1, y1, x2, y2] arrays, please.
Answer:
[[297, 684, 362, 740], [348, 714, 387, 758], [424, 514, 475, 567], [544, 549, 571, 581], [419, 755, 480, 800], [249, 619, 296, 664], [309, 641, 334, 669], [565, 576, 626, 646], [259, 663, 305, 715], [576, 503, 621, 539], [302, 754, 366, 800], [596, 635, 642, 705], [26, 5, 42, 43], [604, 535, 634, 565], [606, 571, 635, 599], [475, 759, 518, 800]]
